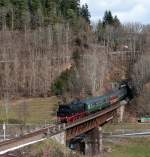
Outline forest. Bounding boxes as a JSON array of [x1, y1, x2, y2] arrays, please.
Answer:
[[0, 0, 91, 29], [0, 0, 91, 97], [0, 0, 150, 117]]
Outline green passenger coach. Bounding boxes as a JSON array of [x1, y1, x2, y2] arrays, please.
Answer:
[[84, 96, 110, 113]]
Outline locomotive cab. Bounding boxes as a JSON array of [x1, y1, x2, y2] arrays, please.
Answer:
[[57, 105, 72, 123]]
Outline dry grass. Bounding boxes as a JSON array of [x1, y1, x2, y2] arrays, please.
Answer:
[[18, 139, 83, 157], [0, 96, 59, 124], [103, 137, 150, 157]]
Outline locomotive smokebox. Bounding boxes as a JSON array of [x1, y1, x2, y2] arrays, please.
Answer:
[[119, 80, 134, 100]]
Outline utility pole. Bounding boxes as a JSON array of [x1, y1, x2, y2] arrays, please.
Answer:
[[3, 123, 6, 140]]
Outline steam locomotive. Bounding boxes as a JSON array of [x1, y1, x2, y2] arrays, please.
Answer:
[[57, 82, 132, 123]]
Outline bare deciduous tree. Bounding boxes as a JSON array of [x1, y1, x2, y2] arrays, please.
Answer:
[[0, 24, 72, 98]]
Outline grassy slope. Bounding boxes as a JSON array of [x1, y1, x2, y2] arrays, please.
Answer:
[[0, 96, 59, 124], [19, 139, 82, 157], [104, 138, 150, 157], [103, 123, 150, 157]]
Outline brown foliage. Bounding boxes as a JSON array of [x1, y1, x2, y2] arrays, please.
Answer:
[[0, 25, 72, 97]]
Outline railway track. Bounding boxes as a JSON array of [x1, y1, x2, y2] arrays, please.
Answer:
[[0, 123, 66, 154]]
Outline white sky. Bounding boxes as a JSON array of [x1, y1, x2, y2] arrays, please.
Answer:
[[80, 0, 150, 24]]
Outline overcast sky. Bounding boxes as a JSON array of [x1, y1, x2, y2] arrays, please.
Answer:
[[80, 0, 150, 24]]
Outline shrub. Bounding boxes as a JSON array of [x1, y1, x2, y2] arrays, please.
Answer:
[[52, 79, 65, 95], [52, 68, 76, 95]]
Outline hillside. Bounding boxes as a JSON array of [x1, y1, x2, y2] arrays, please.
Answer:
[[1, 1, 150, 157], [0, 1, 150, 120], [3, 139, 83, 157]]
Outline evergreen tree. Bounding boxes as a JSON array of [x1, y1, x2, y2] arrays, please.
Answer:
[[102, 10, 121, 28], [60, 0, 80, 19], [28, 0, 43, 28], [10, 0, 29, 29], [0, 0, 9, 7], [113, 15, 120, 27], [80, 3, 91, 24], [44, 0, 58, 25], [103, 10, 114, 27], [70, 0, 80, 16], [45, 0, 56, 15], [0, 0, 9, 29]]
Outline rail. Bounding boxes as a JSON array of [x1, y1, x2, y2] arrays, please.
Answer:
[[0, 123, 65, 151]]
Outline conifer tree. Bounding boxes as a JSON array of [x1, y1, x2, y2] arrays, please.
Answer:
[[44, 0, 57, 24], [60, 0, 80, 18], [0, 0, 9, 29], [80, 3, 91, 24], [28, 0, 43, 28], [0, 0, 9, 7], [10, 0, 29, 29], [103, 10, 114, 27], [102, 10, 121, 28], [113, 15, 120, 27]]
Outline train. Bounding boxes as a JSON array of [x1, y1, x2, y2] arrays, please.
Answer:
[[57, 81, 133, 123]]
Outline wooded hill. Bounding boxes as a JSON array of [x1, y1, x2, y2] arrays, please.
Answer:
[[1, 1, 150, 117], [0, 0, 91, 98], [0, 0, 90, 29]]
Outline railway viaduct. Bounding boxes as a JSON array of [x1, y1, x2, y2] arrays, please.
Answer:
[[0, 100, 127, 156]]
